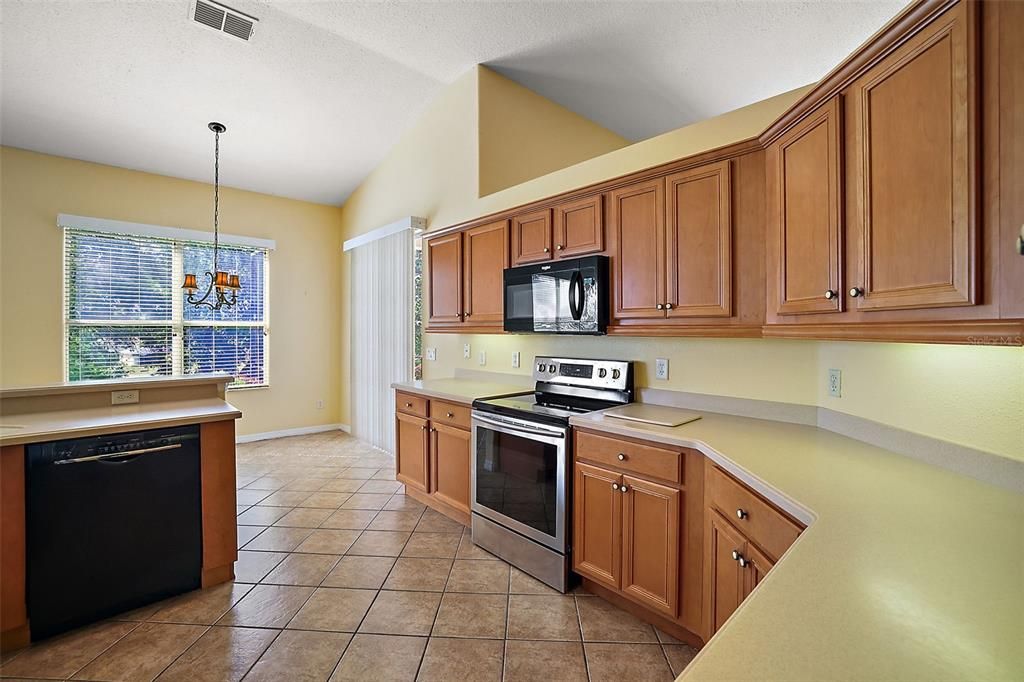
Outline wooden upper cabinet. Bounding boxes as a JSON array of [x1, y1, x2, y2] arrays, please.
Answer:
[[610, 178, 667, 319], [621, 475, 680, 617], [426, 233, 463, 325], [706, 508, 747, 635], [554, 195, 604, 258], [511, 209, 553, 265], [848, 0, 977, 311], [395, 412, 429, 494], [430, 422, 471, 515], [573, 462, 622, 590], [463, 220, 509, 324], [666, 161, 733, 318], [771, 96, 844, 315]]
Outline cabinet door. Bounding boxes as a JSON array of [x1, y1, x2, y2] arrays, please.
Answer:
[[511, 209, 553, 265], [849, 1, 977, 310], [464, 220, 509, 324], [572, 462, 622, 590], [610, 178, 667, 319], [706, 509, 747, 635], [666, 161, 732, 318], [426, 233, 463, 325], [771, 96, 844, 314], [554, 195, 604, 258], [430, 423, 471, 515], [621, 476, 680, 617], [742, 541, 775, 599], [395, 412, 429, 494]]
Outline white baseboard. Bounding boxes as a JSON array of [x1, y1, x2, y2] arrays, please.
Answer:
[[237, 423, 350, 443]]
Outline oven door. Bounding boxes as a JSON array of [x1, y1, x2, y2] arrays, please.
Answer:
[[471, 412, 567, 552], [503, 255, 608, 334]]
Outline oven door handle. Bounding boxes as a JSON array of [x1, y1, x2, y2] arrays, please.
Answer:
[[472, 413, 567, 440]]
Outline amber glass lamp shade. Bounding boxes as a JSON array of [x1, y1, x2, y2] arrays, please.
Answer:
[[228, 274, 241, 290], [181, 273, 198, 291], [214, 271, 230, 288]]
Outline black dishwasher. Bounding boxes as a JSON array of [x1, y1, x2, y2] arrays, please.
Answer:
[[26, 425, 202, 639]]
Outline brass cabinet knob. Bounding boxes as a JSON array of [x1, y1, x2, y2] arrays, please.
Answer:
[[430, 427, 437, 433], [612, 483, 620, 491], [446, 412, 454, 418], [824, 289, 836, 300], [543, 247, 550, 253], [849, 287, 864, 298], [665, 303, 673, 310], [405, 402, 412, 408], [556, 244, 564, 250], [656, 303, 664, 310], [617, 453, 626, 461], [736, 508, 748, 520]]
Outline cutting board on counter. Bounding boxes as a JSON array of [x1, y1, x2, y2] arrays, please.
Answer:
[[603, 404, 702, 427]]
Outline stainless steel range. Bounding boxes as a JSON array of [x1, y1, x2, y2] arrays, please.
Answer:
[[470, 356, 633, 592]]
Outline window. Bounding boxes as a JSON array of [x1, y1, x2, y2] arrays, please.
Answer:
[[64, 228, 269, 387], [413, 235, 424, 380]]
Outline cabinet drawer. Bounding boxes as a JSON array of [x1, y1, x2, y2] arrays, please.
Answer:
[[396, 391, 429, 418], [706, 466, 801, 561], [575, 431, 682, 484], [430, 400, 471, 430]]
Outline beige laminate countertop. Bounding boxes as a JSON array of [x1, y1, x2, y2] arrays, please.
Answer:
[[392, 378, 530, 405], [0, 373, 232, 400], [569, 409, 1024, 681], [0, 398, 241, 447]]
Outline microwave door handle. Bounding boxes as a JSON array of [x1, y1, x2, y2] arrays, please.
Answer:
[[569, 271, 583, 320]]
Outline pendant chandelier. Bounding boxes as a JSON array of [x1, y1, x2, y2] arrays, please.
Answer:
[[182, 121, 240, 309]]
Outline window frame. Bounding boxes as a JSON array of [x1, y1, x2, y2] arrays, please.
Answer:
[[62, 228, 271, 389]]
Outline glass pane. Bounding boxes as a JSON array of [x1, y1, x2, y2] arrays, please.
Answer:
[[65, 232, 172, 321], [183, 326, 265, 386], [475, 427, 558, 537], [67, 326, 173, 381], [182, 244, 265, 323]]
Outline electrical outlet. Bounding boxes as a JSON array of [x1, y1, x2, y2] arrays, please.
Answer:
[[111, 390, 139, 405], [463, 343, 471, 359], [512, 351, 520, 369], [425, 347, 437, 361], [316, 399, 324, 410], [828, 368, 842, 397], [655, 358, 669, 381], [478, 350, 487, 366]]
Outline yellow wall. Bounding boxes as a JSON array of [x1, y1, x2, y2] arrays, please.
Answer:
[[0, 147, 344, 437], [477, 68, 629, 196], [338, 70, 1024, 463]]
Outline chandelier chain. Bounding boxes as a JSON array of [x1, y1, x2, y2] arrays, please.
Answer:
[[214, 127, 220, 274]]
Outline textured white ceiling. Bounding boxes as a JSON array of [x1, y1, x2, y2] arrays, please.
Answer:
[[1, 0, 906, 205]]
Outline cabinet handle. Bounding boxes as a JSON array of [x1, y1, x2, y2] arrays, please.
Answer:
[[617, 453, 626, 461], [824, 289, 836, 300], [612, 483, 620, 491], [421, 425, 428, 432], [656, 303, 664, 310], [556, 244, 564, 250], [665, 303, 673, 310], [849, 287, 864, 298], [620, 484, 628, 494], [732, 550, 747, 567], [430, 427, 437, 433], [738, 556, 748, 568], [405, 402, 413, 408], [736, 508, 748, 520], [446, 412, 454, 418], [543, 247, 550, 253]]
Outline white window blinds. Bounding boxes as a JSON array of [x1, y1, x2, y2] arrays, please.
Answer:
[[64, 228, 269, 387]]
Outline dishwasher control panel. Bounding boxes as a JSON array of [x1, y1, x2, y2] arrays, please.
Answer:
[[26, 425, 200, 466]]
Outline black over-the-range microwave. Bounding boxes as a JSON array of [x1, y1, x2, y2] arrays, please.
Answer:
[[502, 255, 609, 335]]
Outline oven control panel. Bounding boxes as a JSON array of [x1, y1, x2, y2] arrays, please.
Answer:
[[532, 356, 632, 390]]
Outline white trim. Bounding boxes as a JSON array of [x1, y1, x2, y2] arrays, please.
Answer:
[[57, 213, 277, 250], [236, 422, 349, 443], [343, 216, 426, 252]]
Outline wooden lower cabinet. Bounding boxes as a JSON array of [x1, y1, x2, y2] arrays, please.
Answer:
[[572, 462, 622, 590], [621, 475, 681, 617], [395, 412, 429, 494], [430, 422, 471, 514], [706, 509, 749, 634]]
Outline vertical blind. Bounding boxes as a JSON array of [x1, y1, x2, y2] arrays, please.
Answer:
[[64, 228, 269, 386], [350, 228, 414, 453]]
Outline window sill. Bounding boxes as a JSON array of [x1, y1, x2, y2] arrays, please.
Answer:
[[227, 383, 270, 392]]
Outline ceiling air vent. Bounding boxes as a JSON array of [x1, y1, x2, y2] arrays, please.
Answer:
[[190, 0, 257, 42]]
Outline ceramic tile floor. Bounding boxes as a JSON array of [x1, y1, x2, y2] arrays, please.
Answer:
[[0, 431, 698, 681]]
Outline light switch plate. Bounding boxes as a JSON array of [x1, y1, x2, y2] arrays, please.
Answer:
[[426, 347, 437, 361], [478, 350, 487, 366], [111, 390, 139, 405], [828, 368, 842, 398], [655, 358, 669, 381], [512, 351, 520, 369], [463, 343, 471, 359]]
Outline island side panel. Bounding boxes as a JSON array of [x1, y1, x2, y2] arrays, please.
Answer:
[[0, 444, 28, 651], [200, 420, 237, 587]]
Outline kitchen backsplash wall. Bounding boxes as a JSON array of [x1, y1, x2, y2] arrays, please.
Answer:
[[423, 333, 1024, 463]]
